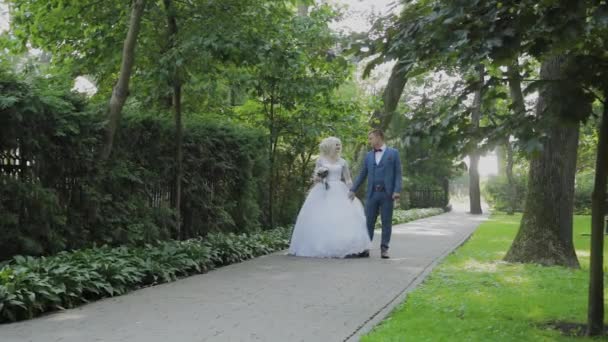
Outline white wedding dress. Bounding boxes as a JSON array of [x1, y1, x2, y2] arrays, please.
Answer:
[[288, 157, 371, 258]]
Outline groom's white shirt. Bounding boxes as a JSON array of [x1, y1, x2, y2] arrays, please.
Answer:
[[374, 144, 387, 165]]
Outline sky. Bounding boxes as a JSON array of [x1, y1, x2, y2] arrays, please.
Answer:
[[0, 0, 398, 35], [0, 1, 8, 34], [327, 0, 400, 33]]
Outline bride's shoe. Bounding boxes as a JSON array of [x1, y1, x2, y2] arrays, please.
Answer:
[[357, 250, 370, 258]]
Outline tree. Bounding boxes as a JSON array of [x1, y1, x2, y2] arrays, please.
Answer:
[[468, 65, 483, 214], [7, 0, 300, 231], [587, 91, 606, 336], [99, 0, 146, 161], [360, 0, 599, 267], [504, 61, 527, 215], [385, 68, 471, 201], [239, 5, 352, 227], [371, 0, 607, 333], [504, 55, 585, 268], [369, 59, 410, 131], [162, 0, 183, 238]]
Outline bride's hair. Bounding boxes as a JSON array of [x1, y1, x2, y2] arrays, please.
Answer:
[[319, 137, 341, 158]]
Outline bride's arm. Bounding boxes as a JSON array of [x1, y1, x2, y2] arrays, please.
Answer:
[[342, 159, 353, 188], [312, 158, 323, 183]]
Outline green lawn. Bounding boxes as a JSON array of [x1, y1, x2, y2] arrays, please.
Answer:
[[362, 214, 608, 341]]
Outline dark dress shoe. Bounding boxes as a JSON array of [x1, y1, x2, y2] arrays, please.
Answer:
[[358, 250, 370, 258]]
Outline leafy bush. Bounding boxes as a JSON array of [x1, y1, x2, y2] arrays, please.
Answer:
[[393, 208, 445, 224], [0, 226, 291, 323], [484, 171, 594, 214], [482, 174, 527, 213], [0, 179, 68, 258], [0, 71, 269, 259], [395, 208, 445, 224], [376, 208, 445, 228], [573, 170, 594, 215]]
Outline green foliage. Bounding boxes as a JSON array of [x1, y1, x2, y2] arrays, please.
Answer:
[[113, 113, 269, 236], [1, 69, 98, 257], [483, 171, 594, 215], [205, 228, 290, 266], [228, 4, 367, 227], [4, 0, 369, 232], [577, 114, 600, 173], [6, 0, 296, 103], [483, 174, 528, 213], [376, 208, 445, 229], [357, 0, 608, 170], [0, 70, 269, 259], [573, 171, 595, 215], [365, 0, 608, 75], [0, 179, 67, 258], [384, 71, 468, 190], [247, 4, 350, 109], [0, 226, 291, 323]]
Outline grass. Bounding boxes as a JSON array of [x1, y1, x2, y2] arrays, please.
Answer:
[[362, 214, 608, 341]]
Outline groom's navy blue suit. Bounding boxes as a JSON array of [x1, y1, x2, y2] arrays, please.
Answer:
[[351, 147, 402, 251]]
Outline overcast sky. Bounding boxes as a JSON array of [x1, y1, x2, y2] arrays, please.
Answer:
[[328, 0, 399, 33], [0, 1, 8, 34], [0, 1, 398, 35]]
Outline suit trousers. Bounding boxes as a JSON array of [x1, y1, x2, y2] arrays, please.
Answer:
[[365, 191, 393, 251]]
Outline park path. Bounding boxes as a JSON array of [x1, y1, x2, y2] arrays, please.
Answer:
[[0, 203, 488, 342]]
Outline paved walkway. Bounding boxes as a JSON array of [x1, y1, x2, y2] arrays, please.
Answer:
[[0, 204, 488, 342]]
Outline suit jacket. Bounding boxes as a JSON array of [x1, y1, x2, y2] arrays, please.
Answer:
[[351, 147, 402, 199]]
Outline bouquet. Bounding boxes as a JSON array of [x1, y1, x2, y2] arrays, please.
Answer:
[[316, 166, 330, 190]]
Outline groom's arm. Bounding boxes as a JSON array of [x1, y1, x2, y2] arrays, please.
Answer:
[[350, 155, 368, 193], [393, 150, 403, 194]]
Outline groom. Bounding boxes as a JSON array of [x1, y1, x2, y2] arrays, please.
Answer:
[[349, 129, 402, 259]]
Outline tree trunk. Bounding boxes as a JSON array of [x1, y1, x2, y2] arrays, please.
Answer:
[[353, 57, 409, 166], [173, 82, 183, 238], [370, 58, 409, 131], [268, 99, 277, 229], [504, 61, 526, 215], [443, 178, 450, 208], [469, 154, 482, 213], [469, 65, 483, 215], [586, 97, 607, 336], [163, 0, 183, 239], [505, 141, 517, 215], [504, 55, 584, 268], [299, 151, 313, 188], [507, 62, 526, 117], [98, 0, 146, 161], [496, 145, 506, 177]]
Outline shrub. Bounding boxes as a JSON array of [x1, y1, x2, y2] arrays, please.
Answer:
[[482, 174, 527, 213], [1, 72, 269, 258], [484, 171, 594, 214], [573, 170, 594, 215], [376, 208, 445, 228], [0, 227, 291, 323]]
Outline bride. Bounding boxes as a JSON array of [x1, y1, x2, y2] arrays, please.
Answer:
[[288, 137, 371, 258]]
